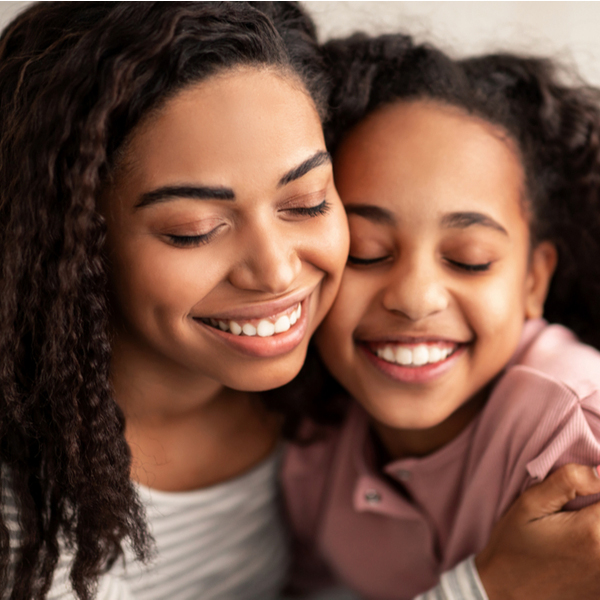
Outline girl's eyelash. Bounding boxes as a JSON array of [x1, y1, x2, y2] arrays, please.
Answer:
[[347, 255, 388, 266], [446, 259, 492, 272], [286, 199, 331, 217], [166, 227, 220, 248]]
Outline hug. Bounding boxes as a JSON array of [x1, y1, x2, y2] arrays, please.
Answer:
[[1, 3, 600, 600]]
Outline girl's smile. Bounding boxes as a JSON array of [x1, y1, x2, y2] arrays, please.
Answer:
[[316, 100, 556, 456], [363, 339, 469, 384]]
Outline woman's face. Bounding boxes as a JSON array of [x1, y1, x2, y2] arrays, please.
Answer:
[[102, 67, 349, 393]]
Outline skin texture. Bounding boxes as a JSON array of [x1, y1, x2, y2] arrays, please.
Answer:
[[316, 100, 556, 459], [101, 67, 349, 490]]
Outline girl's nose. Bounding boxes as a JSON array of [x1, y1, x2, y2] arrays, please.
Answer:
[[228, 228, 302, 294], [382, 259, 448, 322]]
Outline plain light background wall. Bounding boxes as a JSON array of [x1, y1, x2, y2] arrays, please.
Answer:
[[1, 2, 600, 86]]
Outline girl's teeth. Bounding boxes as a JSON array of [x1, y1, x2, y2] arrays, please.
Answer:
[[377, 343, 454, 366], [396, 347, 412, 366], [429, 346, 442, 362], [242, 323, 257, 337], [383, 346, 395, 362], [257, 320, 275, 337], [412, 345, 429, 366], [274, 315, 291, 333], [204, 303, 301, 337]]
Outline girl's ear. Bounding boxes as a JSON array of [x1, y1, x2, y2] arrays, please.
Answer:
[[525, 241, 558, 319]]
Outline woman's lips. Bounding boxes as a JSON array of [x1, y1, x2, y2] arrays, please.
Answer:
[[192, 297, 310, 358], [360, 339, 468, 384], [199, 302, 302, 337]]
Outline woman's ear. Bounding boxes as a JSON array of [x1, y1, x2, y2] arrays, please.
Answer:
[[525, 241, 558, 319]]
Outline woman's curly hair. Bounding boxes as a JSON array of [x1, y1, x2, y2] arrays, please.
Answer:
[[270, 33, 600, 439], [0, 2, 326, 599]]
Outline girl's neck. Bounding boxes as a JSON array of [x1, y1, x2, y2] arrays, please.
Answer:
[[372, 387, 489, 461]]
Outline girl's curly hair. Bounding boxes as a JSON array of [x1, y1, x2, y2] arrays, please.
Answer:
[[323, 33, 600, 349], [269, 34, 600, 439], [0, 2, 325, 598]]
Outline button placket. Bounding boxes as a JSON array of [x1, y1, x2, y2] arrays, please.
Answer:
[[364, 489, 382, 504]]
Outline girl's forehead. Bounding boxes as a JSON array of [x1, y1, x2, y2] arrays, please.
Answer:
[[333, 100, 529, 237]]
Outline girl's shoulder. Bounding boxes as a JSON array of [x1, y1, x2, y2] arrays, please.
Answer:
[[513, 319, 600, 399]]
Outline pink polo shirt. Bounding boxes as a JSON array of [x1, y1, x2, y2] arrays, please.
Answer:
[[281, 319, 600, 600]]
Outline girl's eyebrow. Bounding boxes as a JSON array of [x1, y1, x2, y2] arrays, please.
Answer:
[[344, 204, 396, 224], [441, 211, 508, 235]]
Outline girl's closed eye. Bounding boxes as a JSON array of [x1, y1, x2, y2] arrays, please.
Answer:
[[445, 258, 492, 272], [346, 221, 392, 266], [347, 254, 390, 266], [441, 240, 500, 274]]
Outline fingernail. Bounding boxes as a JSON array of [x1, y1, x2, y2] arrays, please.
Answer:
[[595, 465, 600, 479]]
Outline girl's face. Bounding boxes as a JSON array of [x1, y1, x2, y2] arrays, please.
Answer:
[[316, 101, 555, 452], [102, 67, 349, 393]]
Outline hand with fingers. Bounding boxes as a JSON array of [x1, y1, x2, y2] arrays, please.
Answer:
[[476, 464, 600, 600]]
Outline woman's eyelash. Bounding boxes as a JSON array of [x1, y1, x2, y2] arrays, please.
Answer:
[[347, 255, 388, 266], [167, 227, 220, 248], [166, 200, 330, 248], [446, 259, 492, 272], [286, 199, 331, 217]]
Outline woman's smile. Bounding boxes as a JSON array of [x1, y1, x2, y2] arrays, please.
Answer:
[[192, 290, 314, 358]]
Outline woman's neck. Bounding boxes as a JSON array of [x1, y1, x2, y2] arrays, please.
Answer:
[[111, 340, 280, 492]]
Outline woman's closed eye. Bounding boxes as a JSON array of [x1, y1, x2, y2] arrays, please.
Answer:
[[281, 198, 331, 219], [165, 224, 225, 248]]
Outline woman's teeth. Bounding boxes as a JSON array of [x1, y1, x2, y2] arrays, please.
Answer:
[[203, 303, 302, 338], [375, 343, 455, 366]]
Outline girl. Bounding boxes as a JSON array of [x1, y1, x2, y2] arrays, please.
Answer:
[[0, 3, 598, 600], [282, 35, 600, 600]]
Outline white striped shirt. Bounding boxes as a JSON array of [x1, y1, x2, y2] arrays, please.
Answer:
[[5, 451, 289, 600]]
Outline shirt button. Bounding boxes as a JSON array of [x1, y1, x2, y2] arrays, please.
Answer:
[[396, 469, 411, 481], [364, 489, 382, 504]]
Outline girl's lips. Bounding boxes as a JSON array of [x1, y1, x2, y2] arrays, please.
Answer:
[[192, 296, 311, 358], [359, 341, 468, 384]]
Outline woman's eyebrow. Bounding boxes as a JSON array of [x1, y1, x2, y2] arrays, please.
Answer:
[[134, 151, 330, 208], [135, 185, 235, 208], [441, 211, 508, 235], [278, 151, 331, 187]]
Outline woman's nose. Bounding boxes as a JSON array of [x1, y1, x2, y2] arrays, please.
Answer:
[[228, 227, 302, 294], [382, 258, 448, 322]]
